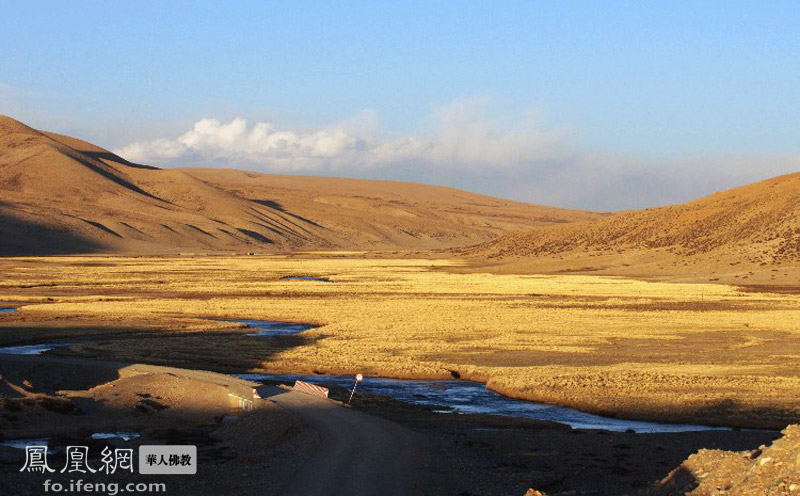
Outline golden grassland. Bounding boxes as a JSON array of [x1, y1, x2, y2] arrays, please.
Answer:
[[1, 255, 800, 428]]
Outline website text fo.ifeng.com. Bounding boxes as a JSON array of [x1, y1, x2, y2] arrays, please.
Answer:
[[43, 479, 166, 495]]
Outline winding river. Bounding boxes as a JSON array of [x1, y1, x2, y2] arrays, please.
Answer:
[[238, 372, 728, 433], [225, 319, 729, 433], [0, 316, 733, 433]]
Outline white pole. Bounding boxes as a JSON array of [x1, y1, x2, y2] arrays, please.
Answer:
[[347, 380, 358, 405]]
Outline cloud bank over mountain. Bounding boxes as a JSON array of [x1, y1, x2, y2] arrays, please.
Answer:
[[113, 98, 800, 211], [115, 98, 568, 174]]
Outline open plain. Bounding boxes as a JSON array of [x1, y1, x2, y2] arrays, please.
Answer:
[[2, 254, 799, 430]]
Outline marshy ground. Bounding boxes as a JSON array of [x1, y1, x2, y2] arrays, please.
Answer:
[[1, 254, 799, 429]]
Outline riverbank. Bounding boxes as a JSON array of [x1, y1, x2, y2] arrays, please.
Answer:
[[242, 373, 731, 433], [0, 354, 781, 496], [347, 389, 781, 495]]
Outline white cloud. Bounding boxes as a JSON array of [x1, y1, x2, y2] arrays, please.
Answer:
[[113, 98, 570, 172], [111, 97, 800, 210]]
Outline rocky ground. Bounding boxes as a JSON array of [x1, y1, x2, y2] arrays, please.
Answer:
[[649, 424, 800, 496]]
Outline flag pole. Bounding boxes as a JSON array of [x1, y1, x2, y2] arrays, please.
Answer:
[[348, 380, 358, 405], [347, 374, 363, 405]]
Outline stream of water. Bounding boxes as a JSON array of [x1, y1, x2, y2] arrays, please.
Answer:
[[0, 314, 733, 433], [0, 343, 74, 355], [219, 318, 730, 433], [238, 373, 730, 434], [219, 319, 316, 336]]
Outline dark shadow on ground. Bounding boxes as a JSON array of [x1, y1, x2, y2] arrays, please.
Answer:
[[0, 354, 124, 393], [81, 219, 122, 238], [0, 207, 106, 256], [80, 150, 160, 170], [250, 199, 325, 228], [0, 321, 318, 377], [185, 224, 217, 238], [646, 466, 699, 495], [235, 228, 273, 244], [254, 384, 288, 399], [251, 199, 286, 211]]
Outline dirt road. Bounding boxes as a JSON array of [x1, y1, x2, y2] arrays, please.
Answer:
[[261, 385, 427, 496]]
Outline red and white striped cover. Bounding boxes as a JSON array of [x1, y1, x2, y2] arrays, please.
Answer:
[[293, 380, 329, 399]]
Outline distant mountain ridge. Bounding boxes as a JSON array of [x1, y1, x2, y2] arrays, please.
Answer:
[[461, 172, 800, 282], [0, 116, 600, 255]]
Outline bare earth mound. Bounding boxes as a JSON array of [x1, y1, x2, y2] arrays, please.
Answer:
[[0, 115, 599, 255]]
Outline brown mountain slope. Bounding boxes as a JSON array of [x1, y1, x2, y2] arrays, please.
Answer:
[[0, 116, 600, 255], [462, 173, 800, 283], [181, 169, 605, 251], [0, 116, 330, 254]]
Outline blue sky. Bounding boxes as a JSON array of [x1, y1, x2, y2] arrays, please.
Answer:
[[2, 1, 799, 209]]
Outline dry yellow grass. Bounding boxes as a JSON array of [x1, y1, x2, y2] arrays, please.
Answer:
[[1, 255, 799, 428]]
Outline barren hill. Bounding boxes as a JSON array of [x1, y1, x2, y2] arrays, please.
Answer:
[[463, 173, 800, 283], [181, 168, 603, 251], [0, 116, 598, 255]]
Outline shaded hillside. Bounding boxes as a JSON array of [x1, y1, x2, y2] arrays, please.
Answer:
[[462, 173, 800, 282], [0, 116, 329, 254], [0, 116, 600, 255]]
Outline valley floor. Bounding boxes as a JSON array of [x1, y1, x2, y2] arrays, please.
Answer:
[[1, 254, 799, 431]]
